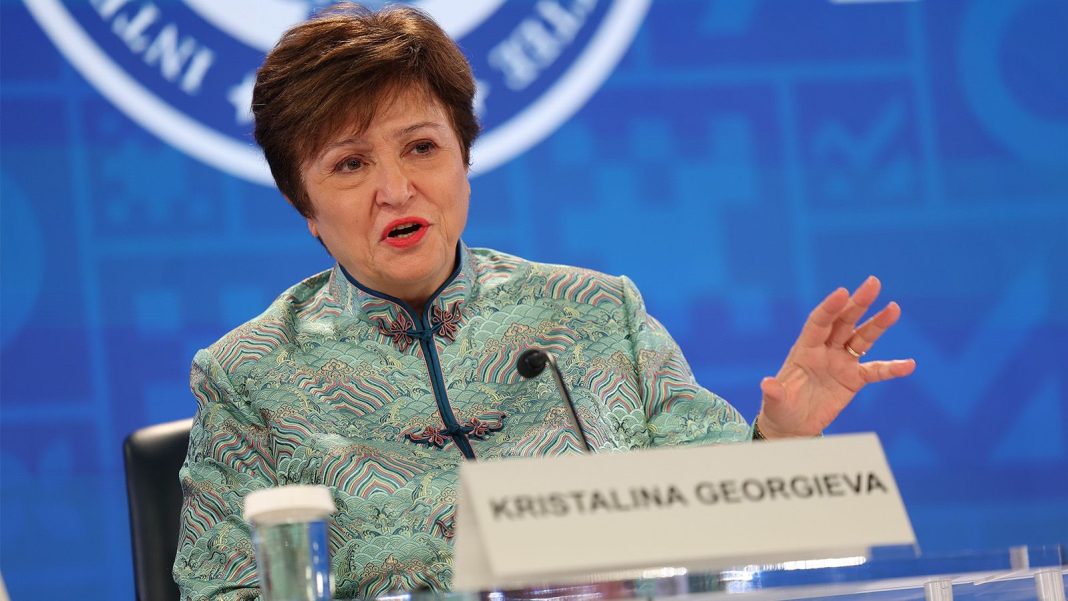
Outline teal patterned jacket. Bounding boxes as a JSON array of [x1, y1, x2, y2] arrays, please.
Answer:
[[173, 244, 752, 600]]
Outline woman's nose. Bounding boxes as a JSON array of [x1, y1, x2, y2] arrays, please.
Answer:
[[373, 158, 413, 207]]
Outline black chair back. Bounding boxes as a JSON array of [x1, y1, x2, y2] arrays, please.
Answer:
[[123, 418, 193, 601]]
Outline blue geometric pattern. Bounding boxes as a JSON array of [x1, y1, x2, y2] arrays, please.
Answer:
[[1, 1, 1065, 599]]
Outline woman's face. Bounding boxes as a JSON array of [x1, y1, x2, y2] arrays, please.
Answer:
[[303, 87, 470, 310]]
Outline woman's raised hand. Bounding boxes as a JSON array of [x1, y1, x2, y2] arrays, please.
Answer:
[[755, 276, 916, 439]]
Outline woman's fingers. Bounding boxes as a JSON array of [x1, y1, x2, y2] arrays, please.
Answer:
[[859, 359, 916, 384], [845, 302, 901, 356], [759, 376, 786, 405], [828, 276, 881, 346], [797, 277, 887, 349], [797, 287, 850, 347]]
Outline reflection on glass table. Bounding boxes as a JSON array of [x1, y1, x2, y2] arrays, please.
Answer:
[[341, 544, 1066, 601]]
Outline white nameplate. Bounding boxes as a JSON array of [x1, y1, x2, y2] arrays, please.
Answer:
[[453, 432, 914, 591]]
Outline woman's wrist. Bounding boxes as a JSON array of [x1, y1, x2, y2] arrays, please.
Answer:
[[752, 416, 768, 441]]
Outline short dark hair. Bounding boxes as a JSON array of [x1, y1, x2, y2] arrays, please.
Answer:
[[252, 3, 480, 217]]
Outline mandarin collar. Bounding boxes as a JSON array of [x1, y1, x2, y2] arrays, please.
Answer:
[[329, 242, 473, 338]]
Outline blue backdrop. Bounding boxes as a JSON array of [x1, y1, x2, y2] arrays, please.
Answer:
[[1, 1, 1065, 599]]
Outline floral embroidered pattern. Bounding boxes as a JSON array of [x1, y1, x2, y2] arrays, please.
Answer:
[[402, 412, 507, 449], [431, 301, 463, 342], [378, 312, 416, 352], [406, 425, 450, 448], [375, 301, 465, 351], [463, 411, 506, 440], [466, 418, 491, 438]]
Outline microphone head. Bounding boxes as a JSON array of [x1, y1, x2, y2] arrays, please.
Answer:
[[516, 348, 548, 379]]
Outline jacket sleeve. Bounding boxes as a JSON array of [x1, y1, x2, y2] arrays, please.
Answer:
[[173, 349, 276, 601], [619, 276, 753, 446]]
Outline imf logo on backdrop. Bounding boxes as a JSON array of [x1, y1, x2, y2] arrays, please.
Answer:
[[26, 0, 650, 184]]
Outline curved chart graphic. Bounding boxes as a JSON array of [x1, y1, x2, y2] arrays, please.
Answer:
[[959, 0, 1068, 164]]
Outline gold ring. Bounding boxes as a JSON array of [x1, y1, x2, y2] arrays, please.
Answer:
[[844, 343, 865, 359]]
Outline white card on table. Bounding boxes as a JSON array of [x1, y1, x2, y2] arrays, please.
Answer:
[[452, 432, 914, 591]]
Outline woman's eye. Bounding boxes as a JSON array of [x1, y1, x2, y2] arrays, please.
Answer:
[[411, 141, 436, 155], [336, 157, 363, 172]]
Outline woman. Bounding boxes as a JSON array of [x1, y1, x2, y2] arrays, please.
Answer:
[[174, 5, 915, 599]]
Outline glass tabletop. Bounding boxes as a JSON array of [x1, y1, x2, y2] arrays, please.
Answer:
[[348, 544, 1066, 601]]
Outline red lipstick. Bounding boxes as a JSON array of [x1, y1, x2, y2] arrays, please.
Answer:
[[381, 217, 430, 248]]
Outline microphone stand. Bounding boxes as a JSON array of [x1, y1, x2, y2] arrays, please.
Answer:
[[517, 349, 593, 453]]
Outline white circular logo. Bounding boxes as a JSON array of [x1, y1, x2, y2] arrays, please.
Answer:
[[25, 0, 650, 183]]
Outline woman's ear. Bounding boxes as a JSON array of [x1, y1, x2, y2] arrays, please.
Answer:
[[306, 219, 331, 255]]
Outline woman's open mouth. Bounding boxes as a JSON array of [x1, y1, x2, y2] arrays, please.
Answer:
[[382, 217, 430, 248]]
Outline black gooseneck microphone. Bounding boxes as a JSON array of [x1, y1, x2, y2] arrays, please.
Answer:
[[516, 348, 593, 453]]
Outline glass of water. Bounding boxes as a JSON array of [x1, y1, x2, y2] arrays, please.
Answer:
[[244, 485, 336, 601]]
